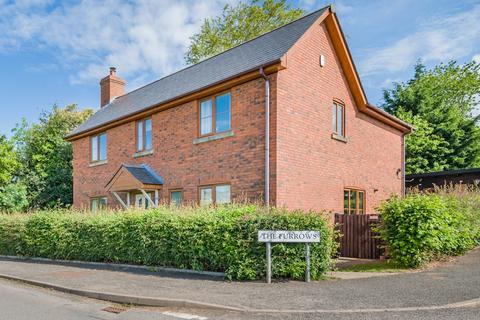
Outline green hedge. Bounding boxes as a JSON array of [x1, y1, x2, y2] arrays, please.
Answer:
[[0, 205, 334, 280], [377, 193, 480, 268]]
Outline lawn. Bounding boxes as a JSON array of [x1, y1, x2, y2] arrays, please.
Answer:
[[338, 260, 409, 273]]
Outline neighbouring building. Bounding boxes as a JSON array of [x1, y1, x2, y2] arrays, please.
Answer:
[[66, 5, 412, 214], [406, 168, 480, 191]]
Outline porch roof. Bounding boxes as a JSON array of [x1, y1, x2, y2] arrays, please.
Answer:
[[105, 164, 164, 192]]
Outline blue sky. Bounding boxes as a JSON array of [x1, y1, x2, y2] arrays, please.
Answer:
[[0, 0, 479, 136]]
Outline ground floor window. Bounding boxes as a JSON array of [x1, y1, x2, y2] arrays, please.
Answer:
[[90, 197, 107, 212], [170, 190, 183, 206], [344, 188, 365, 214], [199, 184, 231, 206]]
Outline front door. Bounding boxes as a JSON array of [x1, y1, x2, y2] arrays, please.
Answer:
[[134, 194, 145, 208], [134, 192, 155, 209]]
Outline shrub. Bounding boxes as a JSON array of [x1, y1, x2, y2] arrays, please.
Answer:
[[0, 205, 334, 280], [377, 193, 479, 268], [0, 183, 29, 213]]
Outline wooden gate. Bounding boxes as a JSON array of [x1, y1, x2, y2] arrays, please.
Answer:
[[334, 213, 382, 259]]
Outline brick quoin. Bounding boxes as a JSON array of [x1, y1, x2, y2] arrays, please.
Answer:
[[71, 11, 407, 214]]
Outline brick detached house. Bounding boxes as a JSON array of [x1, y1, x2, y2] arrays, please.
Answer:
[[66, 6, 411, 213]]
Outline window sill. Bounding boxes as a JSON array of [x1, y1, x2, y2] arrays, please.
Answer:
[[89, 160, 108, 167], [133, 149, 154, 158], [331, 133, 348, 143], [193, 131, 234, 145]]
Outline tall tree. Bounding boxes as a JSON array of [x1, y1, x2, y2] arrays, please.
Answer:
[[13, 104, 93, 208], [0, 135, 28, 212], [185, 0, 304, 64], [382, 61, 480, 174], [0, 135, 19, 188]]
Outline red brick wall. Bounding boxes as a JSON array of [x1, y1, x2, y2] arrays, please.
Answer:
[[73, 76, 277, 209], [275, 21, 404, 214], [73, 19, 404, 213]]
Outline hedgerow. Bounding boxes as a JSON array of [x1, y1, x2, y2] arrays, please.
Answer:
[[377, 189, 480, 268], [0, 205, 334, 280]]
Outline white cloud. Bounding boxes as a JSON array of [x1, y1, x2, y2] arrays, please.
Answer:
[[360, 4, 480, 76], [474, 54, 480, 64], [0, 0, 231, 86]]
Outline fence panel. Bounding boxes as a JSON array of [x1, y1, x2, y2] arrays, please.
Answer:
[[334, 213, 382, 259]]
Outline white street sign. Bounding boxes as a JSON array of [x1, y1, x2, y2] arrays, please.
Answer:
[[258, 230, 320, 243]]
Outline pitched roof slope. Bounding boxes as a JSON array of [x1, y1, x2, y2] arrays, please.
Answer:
[[68, 6, 329, 138], [123, 164, 164, 185]]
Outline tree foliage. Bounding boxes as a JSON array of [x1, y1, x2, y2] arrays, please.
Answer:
[[382, 61, 480, 174], [185, 0, 304, 64], [0, 136, 19, 188], [13, 105, 92, 209]]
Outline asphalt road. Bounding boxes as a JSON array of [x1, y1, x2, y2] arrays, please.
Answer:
[[0, 278, 479, 320]]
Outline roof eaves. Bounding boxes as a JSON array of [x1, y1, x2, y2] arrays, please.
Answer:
[[65, 59, 282, 140]]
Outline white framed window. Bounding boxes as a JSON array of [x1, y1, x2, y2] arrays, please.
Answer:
[[91, 132, 107, 162], [199, 184, 231, 205], [332, 101, 345, 137], [137, 118, 152, 152], [199, 92, 231, 136], [90, 197, 107, 212]]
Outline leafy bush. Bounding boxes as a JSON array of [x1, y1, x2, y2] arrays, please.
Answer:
[[0, 183, 29, 213], [377, 193, 479, 268], [0, 205, 334, 280]]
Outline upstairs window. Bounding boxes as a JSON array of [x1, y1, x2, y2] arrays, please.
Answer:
[[91, 132, 107, 162], [199, 184, 231, 206], [200, 92, 231, 136], [332, 101, 345, 137], [137, 118, 152, 152], [344, 188, 365, 214]]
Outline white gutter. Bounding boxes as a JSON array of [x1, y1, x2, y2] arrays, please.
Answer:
[[260, 68, 270, 207]]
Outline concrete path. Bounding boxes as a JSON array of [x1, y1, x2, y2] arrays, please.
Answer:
[[0, 248, 478, 312]]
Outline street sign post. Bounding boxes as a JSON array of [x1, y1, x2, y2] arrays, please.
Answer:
[[258, 230, 320, 283]]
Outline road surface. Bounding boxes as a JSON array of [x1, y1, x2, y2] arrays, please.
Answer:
[[0, 278, 478, 320]]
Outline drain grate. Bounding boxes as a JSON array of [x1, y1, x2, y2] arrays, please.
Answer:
[[102, 305, 129, 314]]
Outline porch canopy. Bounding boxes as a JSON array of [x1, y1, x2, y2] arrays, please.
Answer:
[[105, 164, 164, 209]]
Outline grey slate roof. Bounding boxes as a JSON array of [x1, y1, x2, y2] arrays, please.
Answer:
[[67, 6, 329, 138], [124, 164, 164, 185]]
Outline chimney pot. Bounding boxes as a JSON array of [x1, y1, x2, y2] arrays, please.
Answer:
[[100, 67, 125, 107]]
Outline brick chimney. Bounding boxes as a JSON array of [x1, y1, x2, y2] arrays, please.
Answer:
[[100, 67, 125, 107]]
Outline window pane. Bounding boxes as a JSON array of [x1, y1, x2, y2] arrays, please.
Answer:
[[349, 190, 356, 213], [200, 118, 212, 135], [99, 133, 107, 161], [344, 190, 349, 214], [99, 197, 107, 210], [332, 104, 337, 133], [216, 185, 231, 204], [171, 191, 182, 206], [137, 121, 143, 151], [145, 192, 154, 209], [200, 99, 213, 135], [216, 111, 230, 133], [215, 93, 231, 132], [358, 191, 364, 214], [145, 119, 152, 150], [337, 105, 344, 136], [200, 187, 212, 206], [91, 136, 98, 162], [91, 199, 98, 212]]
